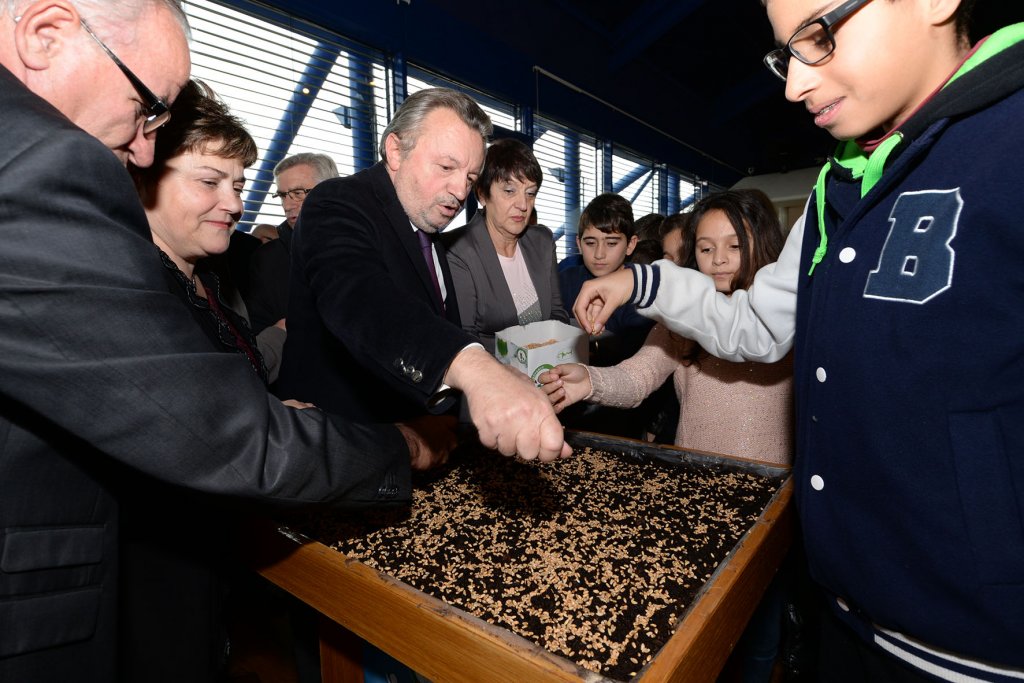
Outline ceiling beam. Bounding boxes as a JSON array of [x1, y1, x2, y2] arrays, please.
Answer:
[[607, 0, 706, 71], [546, 0, 612, 39], [710, 68, 782, 125]]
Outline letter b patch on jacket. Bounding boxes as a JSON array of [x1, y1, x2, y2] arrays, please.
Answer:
[[865, 189, 962, 304]]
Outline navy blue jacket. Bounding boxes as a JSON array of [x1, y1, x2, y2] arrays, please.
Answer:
[[792, 28, 1024, 676], [627, 26, 1024, 679]]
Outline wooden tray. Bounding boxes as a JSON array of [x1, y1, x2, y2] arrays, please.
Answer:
[[243, 432, 794, 682]]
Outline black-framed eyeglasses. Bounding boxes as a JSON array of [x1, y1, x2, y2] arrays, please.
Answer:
[[763, 0, 874, 81], [79, 19, 171, 134], [273, 188, 314, 201]]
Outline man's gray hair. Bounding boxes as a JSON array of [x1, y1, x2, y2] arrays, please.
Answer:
[[378, 87, 492, 161], [274, 153, 339, 183], [6, 0, 189, 42]]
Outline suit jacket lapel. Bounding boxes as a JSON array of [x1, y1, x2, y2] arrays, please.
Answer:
[[467, 213, 518, 324], [434, 237, 462, 324], [369, 162, 458, 319]]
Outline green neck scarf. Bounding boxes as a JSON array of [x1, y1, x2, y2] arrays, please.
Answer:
[[805, 22, 1024, 277]]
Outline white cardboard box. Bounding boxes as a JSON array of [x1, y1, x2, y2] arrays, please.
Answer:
[[494, 320, 589, 384]]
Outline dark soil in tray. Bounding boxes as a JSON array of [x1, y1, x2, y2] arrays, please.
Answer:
[[297, 439, 785, 680]]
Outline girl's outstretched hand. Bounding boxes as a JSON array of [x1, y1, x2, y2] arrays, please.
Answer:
[[537, 363, 592, 413]]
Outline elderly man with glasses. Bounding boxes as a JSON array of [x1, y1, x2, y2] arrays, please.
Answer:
[[273, 152, 339, 229], [243, 153, 339, 337], [0, 2, 450, 681]]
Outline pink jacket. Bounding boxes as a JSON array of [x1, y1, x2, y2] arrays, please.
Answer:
[[587, 325, 793, 464]]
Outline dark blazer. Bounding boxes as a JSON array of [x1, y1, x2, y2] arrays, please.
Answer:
[[278, 162, 476, 422], [245, 220, 292, 333], [0, 65, 411, 682], [442, 212, 569, 354]]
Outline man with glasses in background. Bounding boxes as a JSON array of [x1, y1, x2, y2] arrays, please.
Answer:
[[0, 2, 449, 680], [274, 152, 338, 231], [572, 0, 1024, 680], [245, 153, 339, 336]]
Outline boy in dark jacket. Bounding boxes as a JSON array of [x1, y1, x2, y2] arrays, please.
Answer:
[[575, 1, 1024, 679], [559, 192, 652, 366]]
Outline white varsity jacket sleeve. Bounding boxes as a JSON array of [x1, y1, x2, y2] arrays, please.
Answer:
[[630, 202, 807, 364]]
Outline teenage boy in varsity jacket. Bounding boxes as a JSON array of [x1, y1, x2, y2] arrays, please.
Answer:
[[564, 0, 1024, 679]]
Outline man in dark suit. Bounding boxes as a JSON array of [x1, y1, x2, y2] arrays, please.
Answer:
[[0, 2, 440, 680], [278, 88, 570, 461], [246, 152, 339, 334]]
